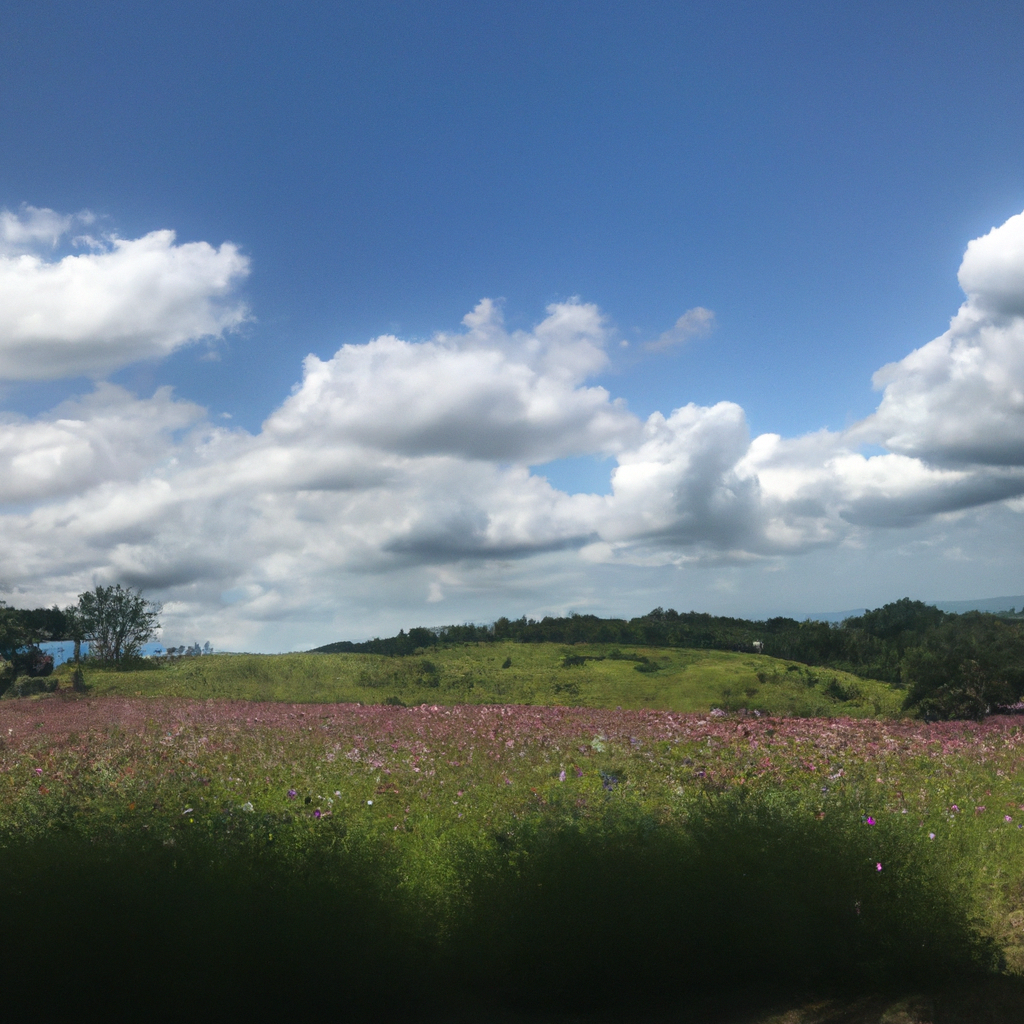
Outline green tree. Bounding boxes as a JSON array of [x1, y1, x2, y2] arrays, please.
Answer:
[[903, 612, 1024, 720], [76, 585, 161, 666], [0, 602, 30, 664]]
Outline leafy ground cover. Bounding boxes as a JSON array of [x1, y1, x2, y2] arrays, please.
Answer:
[[59, 642, 904, 717], [1, 695, 1022, 1018]]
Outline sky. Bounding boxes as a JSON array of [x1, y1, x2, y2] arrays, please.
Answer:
[[2, 1, 1024, 650]]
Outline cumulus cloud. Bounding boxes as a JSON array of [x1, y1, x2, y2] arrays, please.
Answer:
[[855, 210, 1024, 467], [265, 298, 637, 464], [0, 211, 250, 380], [4, 210, 1024, 647]]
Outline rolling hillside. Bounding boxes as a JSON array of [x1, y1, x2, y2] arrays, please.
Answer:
[[55, 641, 904, 717]]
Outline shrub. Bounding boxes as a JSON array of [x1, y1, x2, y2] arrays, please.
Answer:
[[825, 677, 862, 702], [0, 674, 58, 699]]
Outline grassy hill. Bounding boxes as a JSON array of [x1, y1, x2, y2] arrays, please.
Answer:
[[55, 641, 905, 716]]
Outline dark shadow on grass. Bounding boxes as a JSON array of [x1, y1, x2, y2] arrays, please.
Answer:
[[0, 795, 1006, 1020], [446, 795, 1002, 1014]]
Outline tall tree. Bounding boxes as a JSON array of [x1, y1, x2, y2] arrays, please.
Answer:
[[0, 602, 30, 663], [76, 586, 161, 665]]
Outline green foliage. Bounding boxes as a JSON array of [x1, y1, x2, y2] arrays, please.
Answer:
[[0, 603, 28, 664], [0, 601, 66, 676], [847, 597, 948, 643], [309, 598, 1024, 718], [76, 584, 161, 666], [0, 674, 59, 699], [0, 704, 1019, 1015], [903, 612, 1024, 719], [452, 797, 996, 1011], [824, 676, 863, 703]]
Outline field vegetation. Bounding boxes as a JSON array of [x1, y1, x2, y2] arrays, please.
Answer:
[[7, 595, 1024, 720], [58, 643, 905, 718], [2, 695, 1023, 1019], [5, 594, 1024, 1019], [315, 599, 1024, 720]]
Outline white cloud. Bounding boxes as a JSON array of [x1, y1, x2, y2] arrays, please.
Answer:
[[265, 298, 637, 464], [3, 211, 1024, 648], [0, 205, 93, 256], [600, 402, 761, 553], [855, 210, 1024, 467], [645, 306, 716, 352], [0, 217, 250, 380], [0, 384, 204, 503]]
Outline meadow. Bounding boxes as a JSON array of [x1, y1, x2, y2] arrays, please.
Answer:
[[2, 677, 1023, 1020], [65, 641, 905, 718]]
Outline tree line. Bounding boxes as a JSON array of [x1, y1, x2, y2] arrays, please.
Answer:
[[313, 598, 1024, 719]]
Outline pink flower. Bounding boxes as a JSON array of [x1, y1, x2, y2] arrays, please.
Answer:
[[865, 816, 876, 825], [876, 863, 883, 872], [34, 768, 42, 776], [1005, 815, 1013, 822]]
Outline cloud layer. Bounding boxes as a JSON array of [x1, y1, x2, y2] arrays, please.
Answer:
[[3, 210, 1024, 648]]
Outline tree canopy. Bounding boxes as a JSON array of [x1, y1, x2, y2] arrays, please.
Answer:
[[76, 585, 161, 664]]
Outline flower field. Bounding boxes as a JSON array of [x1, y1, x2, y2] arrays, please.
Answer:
[[2, 695, 1024, 1018]]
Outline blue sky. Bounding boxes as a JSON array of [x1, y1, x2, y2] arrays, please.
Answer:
[[2, 2, 1024, 649]]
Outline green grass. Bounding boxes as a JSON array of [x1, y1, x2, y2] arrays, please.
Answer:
[[4, 647, 1007, 1019], [2, 701, 1022, 1018], [61, 641, 905, 716]]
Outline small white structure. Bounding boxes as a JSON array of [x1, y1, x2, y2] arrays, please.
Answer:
[[752, 640, 764, 654]]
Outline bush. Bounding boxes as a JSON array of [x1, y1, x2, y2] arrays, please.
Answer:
[[825, 677, 862, 702], [0, 674, 58, 699]]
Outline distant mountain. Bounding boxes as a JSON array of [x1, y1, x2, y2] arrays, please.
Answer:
[[804, 596, 1024, 623], [803, 608, 866, 623], [931, 595, 1024, 615]]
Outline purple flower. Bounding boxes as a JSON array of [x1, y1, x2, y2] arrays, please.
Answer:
[[34, 768, 42, 776], [314, 809, 321, 820], [559, 770, 566, 782], [865, 816, 876, 825], [876, 863, 883, 872], [287, 788, 297, 799]]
